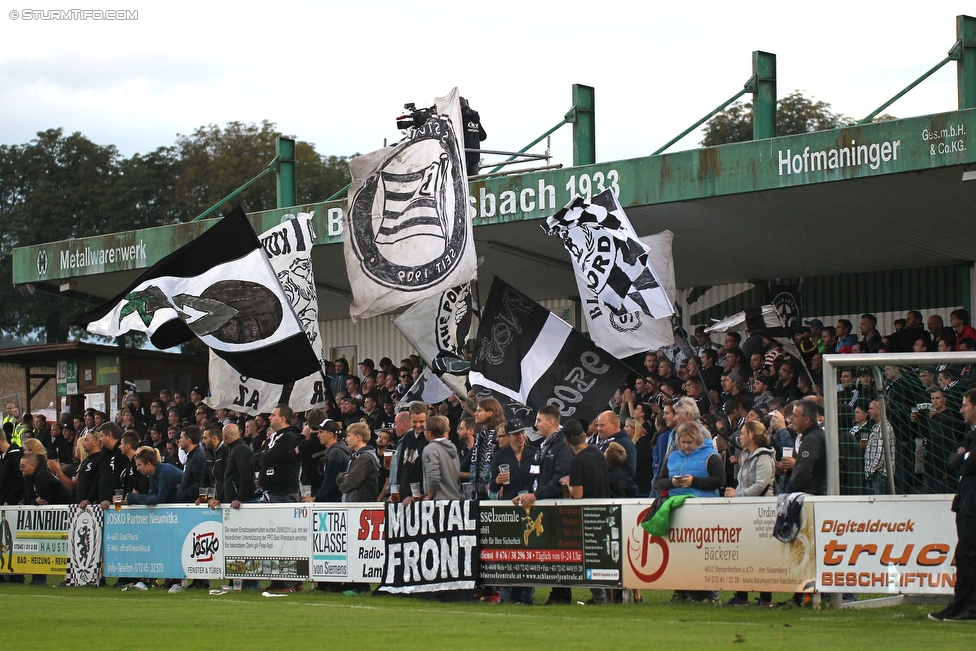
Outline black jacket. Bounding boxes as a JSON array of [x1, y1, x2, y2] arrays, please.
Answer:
[[314, 441, 350, 503], [203, 443, 228, 501], [0, 445, 24, 505], [177, 445, 206, 502], [787, 425, 827, 495], [951, 425, 976, 515], [75, 451, 103, 504], [122, 456, 150, 497], [223, 438, 259, 503], [534, 431, 574, 499], [489, 444, 539, 498], [25, 466, 73, 505], [98, 440, 128, 502], [258, 425, 301, 496]]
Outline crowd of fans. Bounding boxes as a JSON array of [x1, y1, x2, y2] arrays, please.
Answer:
[[0, 308, 973, 603]]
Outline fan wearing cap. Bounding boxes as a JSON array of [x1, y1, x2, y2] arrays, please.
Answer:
[[489, 422, 539, 499], [338, 395, 367, 430], [719, 370, 753, 411], [751, 375, 775, 407], [306, 414, 350, 503]]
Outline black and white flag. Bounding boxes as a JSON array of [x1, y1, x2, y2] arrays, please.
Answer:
[[74, 207, 320, 385], [396, 366, 455, 410], [345, 87, 477, 322], [705, 305, 804, 364], [206, 213, 330, 414], [546, 190, 675, 357], [468, 278, 629, 420], [392, 283, 475, 399]]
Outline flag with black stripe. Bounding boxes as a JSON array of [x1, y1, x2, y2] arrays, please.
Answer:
[[206, 213, 331, 414], [468, 278, 628, 420], [73, 207, 320, 385]]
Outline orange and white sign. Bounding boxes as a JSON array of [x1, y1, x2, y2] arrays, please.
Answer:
[[814, 496, 956, 594], [621, 499, 815, 592]]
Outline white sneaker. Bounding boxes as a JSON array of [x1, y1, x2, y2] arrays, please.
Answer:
[[133, 581, 148, 591], [168, 584, 183, 594]]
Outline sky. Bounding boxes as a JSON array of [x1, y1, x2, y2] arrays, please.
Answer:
[[1, 2, 974, 173]]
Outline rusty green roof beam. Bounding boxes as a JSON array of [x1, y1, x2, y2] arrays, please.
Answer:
[[190, 155, 279, 222], [653, 83, 752, 156], [858, 53, 956, 125]]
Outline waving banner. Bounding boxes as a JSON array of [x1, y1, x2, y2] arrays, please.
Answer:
[[546, 190, 675, 357], [74, 207, 320, 384], [345, 87, 477, 322], [206, 213, 330, 414], [469, 277, 628, 420], [393, 282, 475, 398]]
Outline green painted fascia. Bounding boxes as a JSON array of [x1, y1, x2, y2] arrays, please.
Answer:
[[14, 107, 976, 285]]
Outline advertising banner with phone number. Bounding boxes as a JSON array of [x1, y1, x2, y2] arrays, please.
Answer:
[[479, 502, 622, 587]]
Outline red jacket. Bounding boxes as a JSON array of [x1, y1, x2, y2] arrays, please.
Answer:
[[955, 325, 976, 350]]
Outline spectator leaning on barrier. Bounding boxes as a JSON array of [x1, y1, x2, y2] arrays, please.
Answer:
[[513, 405, 572, 508], [21, 453, 72, 506], [176, 426, 205, 503], [490, 424, 538, 501], [654, 421, 724, 498], [594, 411, 637, 479], [75, 431, 103, 507], [119, 432, 150, 498], [308, 417, 349, 503], [200, 424, 226, 503], [125, 447, 183, 505]]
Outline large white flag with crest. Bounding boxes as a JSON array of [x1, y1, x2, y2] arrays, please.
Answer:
[[344, 87, 477, 322], [546, 190, 676, 357]]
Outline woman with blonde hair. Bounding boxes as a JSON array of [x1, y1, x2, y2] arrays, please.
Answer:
[[23, 438, 48, 462]]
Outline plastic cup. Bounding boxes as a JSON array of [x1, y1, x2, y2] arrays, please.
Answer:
[[782, 448, 794, 459], [390, 488, 400, 503], [498, 464, 510, 485], [300, 484, 311, 498], [410, 482, 422, 498], [383, 451, 393, 470], [113, 489, 123, 511], [199, 487, 208, 500], [233, 578, 243, 592]]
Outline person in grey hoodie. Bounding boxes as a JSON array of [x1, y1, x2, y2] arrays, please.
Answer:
[[421, 415, 461, 500], [726, 420, 776, 498], [338, 423, 380, 502]]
